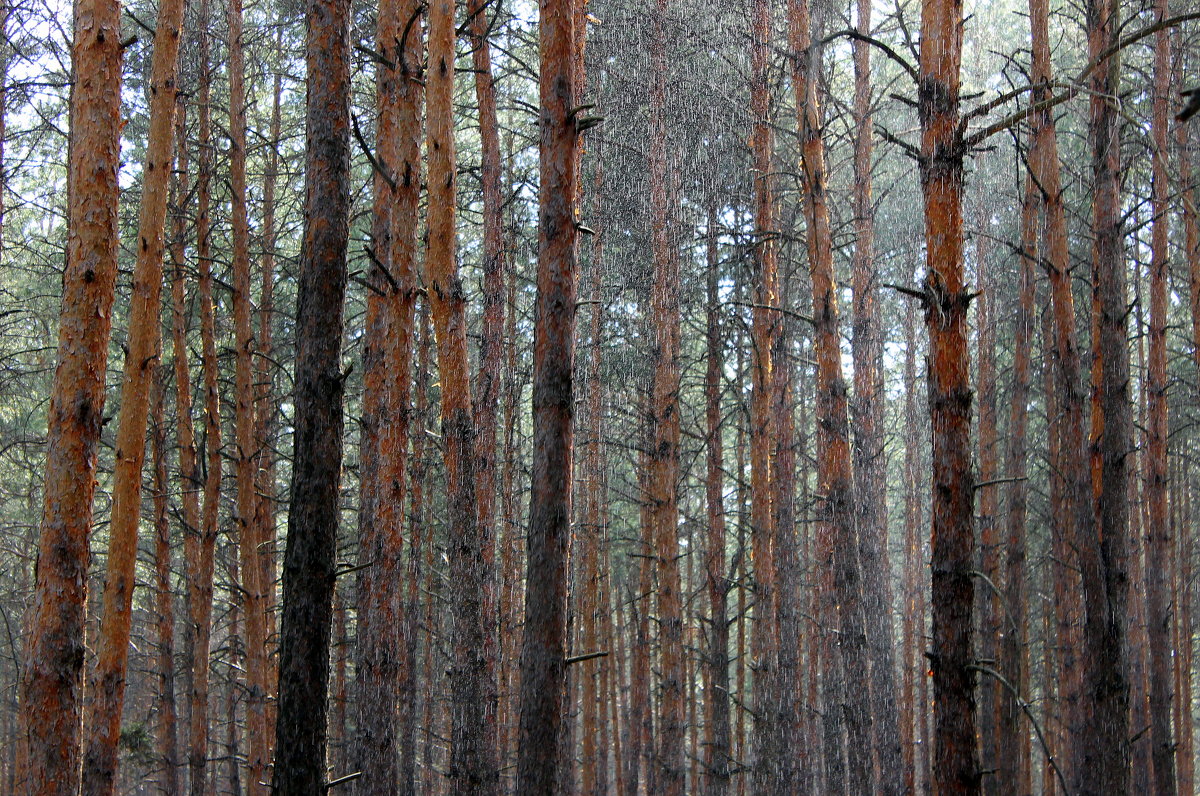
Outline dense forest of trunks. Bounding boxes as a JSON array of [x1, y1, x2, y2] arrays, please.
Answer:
[[0, 0, 1198, 792]]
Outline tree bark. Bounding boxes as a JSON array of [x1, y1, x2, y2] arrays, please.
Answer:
[[996, 163, 1036, 794], [151, 365, 179, 796], [848, 0, 903, 784], [189, 6, 223, 788], [468, 0, 505, 777], [1144, 3, 1175, 790], [703, 210, 731, 796], [271, 0, 352, 785], [1080, 0, 1132, 791], [353, 0, 422, 787], [225, 0, 269, 787], [80, 0, 185, 784], [514, 0, 580, 785], [424, 0, 496, 787], [917, 0, 979, 791], [18, 0, 122, 782], [646, 3, 684, 793], [792, 4, 872, 792], [748, 0, 780, 788]]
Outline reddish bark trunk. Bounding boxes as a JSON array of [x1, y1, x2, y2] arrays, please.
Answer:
[[1081, 1, 1132, 791], [1145, 3, 1176, 791], [918, 0, 979, 791]]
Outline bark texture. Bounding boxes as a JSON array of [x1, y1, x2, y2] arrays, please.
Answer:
[[271, 0, 352, 785]]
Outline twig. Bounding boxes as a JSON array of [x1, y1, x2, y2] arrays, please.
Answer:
[[968, 663, 1069, 795], [566, 650, 609, 665], [324, 771, 363, 791]]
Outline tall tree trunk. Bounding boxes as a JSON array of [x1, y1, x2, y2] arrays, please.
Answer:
[[578, 144, 608, 796], [18, 0, 122, 784], [996, 163, 1035, 794], [917, 0, 979, 792], [151, 365, 179, 795], [468, 0, 505, 773], [792, 3, 872, 791], [271, 0, 352, 784], [646, 4, 684, 793], [1144, 3, 1175, 791], [425, 0, 496, 786], [902, 301, 922, 795], [703, 210, 731, 796], [1081, 0, 1131, 791], [225, 0, 269, 788], [974, 226, 1001, 796], [353, 0, 422, 786], [748, 0, 780, 787], [168, 87, 206, 796], [189, 6, 223, 789], [848, 0, 902, 783], [254, 27, 285, 745], [514, 0, 580, 785], [81, 0, 185, 783]]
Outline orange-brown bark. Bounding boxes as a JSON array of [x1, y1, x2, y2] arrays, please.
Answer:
[[468, 0, 505, 774], [150, 365, 179, 795], [747, 0, 778, 786], [1081, 0, 1132, 790], [1145, 4, 1175, 791], [191, 6, 223, 785], [353, 0, 422, 787], [918, 0, 978, 791], [18, 0, 123, 778], [167, 88, 206, 796], [80, 0, 185, 784], [225, 0, 268, 789], [425, 0, 495, 787], [792, 2, 872, 790], [646, 2, 684, 792]]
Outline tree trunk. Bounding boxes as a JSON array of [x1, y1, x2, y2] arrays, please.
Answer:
[[646, 4, 684, 793], [168, 86, 206, 796], [468, 0, 505, 776], [353, 0, 422, 787], [703, 209, 731, 796], [1144, 3, 1175, 790], [792, 4, 872, 791], [902, 301, 923, 795], [271, 0, 352, 784], [747, 0, 780, 787], [18, 0, 122, 784], [225, 0, 269, 788], [151, 365, 179, 796], [425, 0, 496, 787], [514, 0, 580, 785], [189, 6, 223, 788], [996, 163, 1035, 794], [974, 226, 1001, 796], [1081, 0, 1132, 791], [848, 0, 902, 783], [917, 0, 979, 792], [254, 27, 285, 747], [80, 0, 185, 784]]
